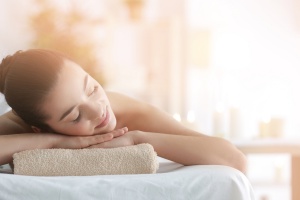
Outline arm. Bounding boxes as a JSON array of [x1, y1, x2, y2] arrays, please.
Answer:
[[105, 92, 247, 173], [0, 130, 128, 166], [0, 133, 58, 165], [0, 111, 128, 165], [134, 101, 246, 172], [96, 125, 246, 173], [133, 131, 246, 173]]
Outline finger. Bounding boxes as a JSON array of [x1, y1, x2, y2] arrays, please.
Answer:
[[98, 133, 113, 142], [113, 127, 128, 133], [112, 127, 128, 138], [123, 127, 128, 133], [87, 133, 113, 147]]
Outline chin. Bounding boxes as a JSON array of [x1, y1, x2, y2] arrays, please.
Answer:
[[94, 118, 117, 135], [106, 117, 117, 132]]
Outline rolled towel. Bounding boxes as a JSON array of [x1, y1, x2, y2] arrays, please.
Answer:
[[13, 143, 158, 176]]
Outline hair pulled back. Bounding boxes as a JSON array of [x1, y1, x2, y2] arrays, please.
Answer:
[[0, 49, 66, 130]]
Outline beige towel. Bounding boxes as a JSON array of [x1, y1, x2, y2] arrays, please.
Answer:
[[13, 143, 158, 176]]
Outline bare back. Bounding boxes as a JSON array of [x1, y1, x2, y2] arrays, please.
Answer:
[[107, 91, 201, 137]]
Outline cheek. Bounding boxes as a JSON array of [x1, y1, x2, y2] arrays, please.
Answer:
[[63, 122, 93, 136]]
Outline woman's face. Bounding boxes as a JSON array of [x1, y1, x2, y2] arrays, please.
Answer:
[[41, 59, 117, 136]]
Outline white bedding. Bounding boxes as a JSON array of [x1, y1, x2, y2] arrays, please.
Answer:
[[0, 157, 255, 200]]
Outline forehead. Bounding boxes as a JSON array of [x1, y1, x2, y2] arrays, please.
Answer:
[[41, 60, 86, 119]]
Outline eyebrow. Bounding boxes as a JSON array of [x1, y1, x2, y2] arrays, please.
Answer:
[[59, 74, 89, 121]]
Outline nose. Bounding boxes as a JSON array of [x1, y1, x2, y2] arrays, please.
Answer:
[[84, 100, 105, 120]]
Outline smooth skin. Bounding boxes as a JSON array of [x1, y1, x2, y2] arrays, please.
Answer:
[[0, 60, 247, 173]]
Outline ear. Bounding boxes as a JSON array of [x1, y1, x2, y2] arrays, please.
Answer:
[[31, 126, 42, 133]]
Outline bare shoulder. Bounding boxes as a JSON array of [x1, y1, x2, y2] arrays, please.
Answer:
[[0, 111, 33, 135], [106, 91, 155, 130], [105, 91, 200, 136], [105, 92, 184, 127]]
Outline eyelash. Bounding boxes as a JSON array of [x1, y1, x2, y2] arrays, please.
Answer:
[[72, 86, 98, 123], [73, 114, 81, 123], [89, 86, 98, 96]]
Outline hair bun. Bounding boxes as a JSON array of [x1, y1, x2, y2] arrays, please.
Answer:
[[0, 51, 22, 94], [0, 55, 12, 93]]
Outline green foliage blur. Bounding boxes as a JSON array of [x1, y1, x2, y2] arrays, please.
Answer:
[[29, 0, 106, 85]]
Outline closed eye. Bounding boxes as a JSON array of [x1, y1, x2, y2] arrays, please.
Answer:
[[72, 113, 81, 123], [88, 86, 98, 96]]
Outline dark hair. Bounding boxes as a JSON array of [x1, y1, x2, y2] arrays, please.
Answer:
[[0, 49, 67, 131]]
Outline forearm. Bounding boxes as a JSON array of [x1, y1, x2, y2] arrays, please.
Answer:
[[0, 133, 58, 165], [0, 128, 128, 166], [134, 131, 247, 173]]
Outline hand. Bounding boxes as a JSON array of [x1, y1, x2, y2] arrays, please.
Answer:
[[86, 130, 139, 149], [53, 127, 128, 149]]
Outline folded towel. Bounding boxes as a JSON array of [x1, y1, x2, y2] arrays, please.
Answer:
[[13, 143, 158, 176]]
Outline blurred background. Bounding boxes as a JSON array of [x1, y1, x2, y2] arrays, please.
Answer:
[[1, 0, 300, 199]]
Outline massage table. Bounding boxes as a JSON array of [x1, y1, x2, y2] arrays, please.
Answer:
[[0, 157, 255, 200]]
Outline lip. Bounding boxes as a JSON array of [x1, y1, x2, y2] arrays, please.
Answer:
[[95, 109, 110, 129]]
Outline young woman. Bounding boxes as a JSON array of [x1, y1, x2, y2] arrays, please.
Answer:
[[0, 49, 246, 173]]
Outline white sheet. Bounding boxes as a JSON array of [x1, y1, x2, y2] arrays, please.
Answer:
[[0, 157, 255, 200], [0, 94, 11, 115]]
